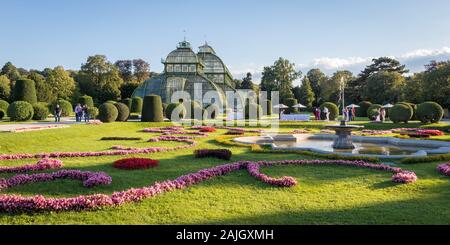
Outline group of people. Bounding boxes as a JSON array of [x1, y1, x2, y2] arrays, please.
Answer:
[[342, 106, 357, 121], [313, 107, 330, 121], [373, 107, 387, 122], [53, 104, 90, 123], [75, 104, 90, 122]]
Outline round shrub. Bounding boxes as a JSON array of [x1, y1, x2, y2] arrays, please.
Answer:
[[78, 95, 94, 107], [0, 99, 9, 119], [7, 101, 34, 121], [204, 104, 220, 119], [262, 99, 272, 115], [131, 97, 143, 113], [184, 100, 203, 119], [141, 95, 164, 122], [121, 98, 132, 110], [12, 79, 37, 104], [105, 100, 116, 104], [390, 104, 413, 123], [320, 102, 339, 120], [98, 103, 118, 123], [32, 103, 49, 120], [88, 107, 99, 119], [244, 103, 262, 119], [51, 99, 73, 117], [416, 101, 444, 123], [367, 104, 382, 120], [357, 101, 372, 117], [165, 103, 186, 120], [284, 98, 298, 114], [114, 102, 130, 122], [398, 102, 416, 120]]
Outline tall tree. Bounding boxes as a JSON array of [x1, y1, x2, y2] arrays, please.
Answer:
[[1, 62, 22, 81], [362, 71, 405, 104], [0, 75, 11, 101], [401, 75, 424, 104], [298, 76, 315, 109], [77, 55, 124, 102], [348, 57, 408, 102], [233, 79, 242, 89], [321, 70, 353, 104], [306, 68, 327, 106], [115, 60, 134, 83], [261, 58, 300, 101], [28, 71, 55, 102], [46, 66, 76, 101], [240, 72, 255, 91], [133, 59, 150, 83], [421, 60, 450, 108]]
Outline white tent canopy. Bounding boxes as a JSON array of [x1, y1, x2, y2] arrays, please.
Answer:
[[273, 104, 289, 109], [383, 103, 394, 108], [292, 103, 307, 108], [346, 104, 360, 108]]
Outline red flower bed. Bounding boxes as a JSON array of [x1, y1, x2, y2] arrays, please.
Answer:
[[113, 158, 159, 170], [194, 149, 232, 160], [198, 127, 216, 133]]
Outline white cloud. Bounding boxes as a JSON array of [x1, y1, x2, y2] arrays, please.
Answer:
[[401, 47, 450, 59], [310, 57, 373, 70]]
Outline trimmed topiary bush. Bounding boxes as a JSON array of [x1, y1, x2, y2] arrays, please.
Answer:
[[121, 98, 132, 110], [141, 95, 164, 122], [78, 95, 94, 107], [0, 99, 9, 119], [12, 79, 37, 104], [7, 101, 34, 121], [183, 100, 203, 119], [205, 104, 220, 119], [262, 99, 272, 115], [32, 103, 49, 120], [416, 101, 444, 123], [284, 98, 298, 114], [88, 107, 99, 119], [357, 101, 372, 117], [165, 103, 186, 120], [131, 97, 143, 113], [162, 103, 168, 115], [398, 102, 416, 120], [244, 103, 263, 119], [367, 104, 382, 120], [390, 103, 413, 123], [320, 102, 339, 120], [98, 103, 118, 123], [114, 102, 130, 122], [51, 99, 73, 117]]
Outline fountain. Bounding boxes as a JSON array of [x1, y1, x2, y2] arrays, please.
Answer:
[[325, 120, 364, 149]]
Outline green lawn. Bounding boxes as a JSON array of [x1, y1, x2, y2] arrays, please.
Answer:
[[0, 121, 449, 224]]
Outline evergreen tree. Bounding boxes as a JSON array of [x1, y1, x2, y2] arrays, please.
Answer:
[[298, 76, 315, 109]]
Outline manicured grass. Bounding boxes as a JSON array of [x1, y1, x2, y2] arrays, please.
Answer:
[[0, 121, 449, 224]]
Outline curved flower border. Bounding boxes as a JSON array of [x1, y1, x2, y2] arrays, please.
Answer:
[[437, 163, 450, 176], [0, 159, 417, 212], [0, 159, 62, 173], [0, 170, 112, 191]]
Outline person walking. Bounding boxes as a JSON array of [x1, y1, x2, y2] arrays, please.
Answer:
[[380, 108, 386, 122], [54, 104, 61, 122], [317, 107, 322, 120], [323, 107, 329, 121], [351, 107, 356, 121], [75, 104, 82, 122], [83, 104, 90, 122]]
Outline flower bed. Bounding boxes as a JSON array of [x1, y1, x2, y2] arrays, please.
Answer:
[[194, 149, 232, 160], [0, 170, 112, 191], [0, 159, 62, 173], [360, 129, 393, 135], [100, 137, 143, 141], [391, 171, 418, 183], [9, 125, 68, 133], [113, 158, 159, 170], [393, 128, 445, 137], [0, 159, 416, 212], [216, 126, 262, 133], [437, 163, 450, 176], [143, 127, 208, 137], [224, 130, 244, 135], [191, 126, 216, 133], [86, 120, 103, 125]]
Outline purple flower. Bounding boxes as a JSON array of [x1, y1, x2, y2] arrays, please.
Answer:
[[437, 163, 450, 176]]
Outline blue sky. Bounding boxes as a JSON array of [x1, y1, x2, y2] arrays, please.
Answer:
[[1, 0, 450, 84]]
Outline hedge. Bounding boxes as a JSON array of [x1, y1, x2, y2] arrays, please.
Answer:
[[51, 99, 73, 117], [398, 102, 416, 120], [165, 103, 186, 120], [400, 152, 450, 164], [320, 102, 339, 120], [121, 98, 132, 110], [367, 104, 382, 120], [78, 95, 94, 108], [12, 79, 37, 104], [7, 101, 34, 121], [183, 100, 203, 119], [131, 97, 143, 113], [141, 95, 164, 122], [357, 101, 372, 117], [390, 103, 413, 123], [32, 103, 50, 120], [114, 102, 130, 122], [416, 101, 444, 123], [98, 103, 118, 122], [88, 107, 99, 119], [284, 98, 298, 114], [0, 99, 9, 119]]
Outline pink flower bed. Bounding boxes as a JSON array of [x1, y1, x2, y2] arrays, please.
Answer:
[[0, 159, 416, 212], [0, 159, 62, 173], [113, 158, 159, 170], [0, 170, 112, 191], [10, 125, 68, 133], [392, 171, 418, 183], [437, 163, 450, 176], [360, 129, 393, 135], [392, 128, 445, 136]]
